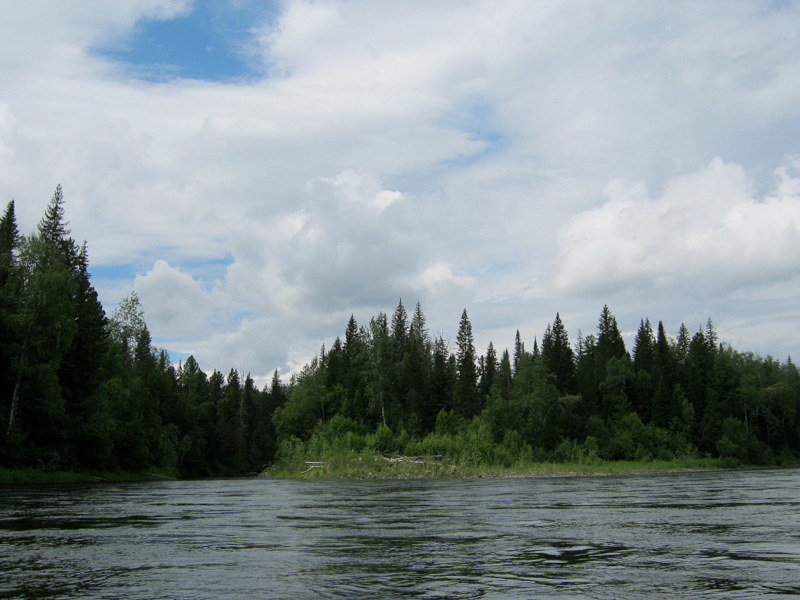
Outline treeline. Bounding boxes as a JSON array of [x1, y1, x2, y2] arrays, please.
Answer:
[[2, 189, 799, 477], [0, 189, 282, 475], [273, 302, 799, 468]]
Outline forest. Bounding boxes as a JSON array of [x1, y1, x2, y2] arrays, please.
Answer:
[[1, 188, 799, 477]]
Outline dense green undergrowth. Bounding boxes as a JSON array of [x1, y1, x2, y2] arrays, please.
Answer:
[[263, 414, 789, 479], [3, 191, 799, 480]]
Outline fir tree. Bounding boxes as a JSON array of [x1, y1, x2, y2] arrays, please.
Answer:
[[479, 342, 498, 400], [454, 309, 479, 417], [541, 313, 574, 394], [513, 330, 525, 374]]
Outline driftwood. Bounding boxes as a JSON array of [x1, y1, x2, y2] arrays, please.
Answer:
[[141, 471, 177, 480], [379, 455, 444, 465], [300, 462, 326, 474]]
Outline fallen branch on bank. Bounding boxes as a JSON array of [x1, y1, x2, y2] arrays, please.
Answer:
[[379, 455, 444, 465], [141, 471, 177, 480], [300, 462, 326, 474]]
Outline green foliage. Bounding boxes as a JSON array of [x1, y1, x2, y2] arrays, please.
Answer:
[[2, 187, 798, 478]]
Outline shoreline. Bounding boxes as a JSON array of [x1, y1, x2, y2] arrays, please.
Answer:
[[4, 459, 794, 485], [261, 456, 762, 480], [0, 467, 179, 485]]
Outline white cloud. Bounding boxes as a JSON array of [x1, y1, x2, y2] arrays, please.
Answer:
[[3, 1, 800, 373], [134, 259, 213, 338], [408, 262, 475, 296], [555, 157, 800, 296], [224, 169, 423, 319]]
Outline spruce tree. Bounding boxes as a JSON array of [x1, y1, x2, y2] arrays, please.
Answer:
[[391, 300, 408, 356], [541, 313, 575, 394], [454, 309, 479, 417], [632, 319, 655, 421], [479, 342, 498, 400], [0, 201, 20, 453], [513, 330, 525, 374], [427, 336, 453, 429]]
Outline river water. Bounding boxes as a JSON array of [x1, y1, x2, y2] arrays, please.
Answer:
[[1, 468, 798, 599]]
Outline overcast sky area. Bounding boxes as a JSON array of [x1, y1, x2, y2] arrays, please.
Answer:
[[2, 0, 800, 383]]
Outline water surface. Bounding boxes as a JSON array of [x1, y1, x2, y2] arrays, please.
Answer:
[[1, 468, 799, 599]]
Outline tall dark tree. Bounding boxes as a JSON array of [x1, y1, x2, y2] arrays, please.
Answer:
[[632, 319, 655, 421], [597, 304, 627, 365], [454, 309, 480, 417], [479, 342, 498, 400], [391, 300, 408, 356], [9, 186, 81, 465], [495, 349, 512, 401], [541, 313, 575, 394], [0, 201, 20, 453], [426, 336, 454, 429], [368, 312, 392, 426], [513, 330, 525, 375]]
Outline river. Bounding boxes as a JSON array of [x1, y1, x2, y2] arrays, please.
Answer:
[[1, 468, 798, 599]]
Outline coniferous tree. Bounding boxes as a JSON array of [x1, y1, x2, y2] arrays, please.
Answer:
[[495, 349, 512, 401], [513, 330, 525, 375], [650, 321, 677, 427], [0, 201, 20, 453], [594, 305, 629, 419], [632, 319, 655, 421], [404, 302, 430, 432], [541, 313, 575, 394], [675, 323, 691, 366], [391, 300, 408, 357], [368, 312, 392, 426], [10, 186, 82, 465], [426, 336, 453, 429], [479, 342, 498, 400], [454, 309, 479, 417]]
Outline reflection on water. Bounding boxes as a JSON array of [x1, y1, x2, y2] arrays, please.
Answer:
[[1, 469, 799, 599]]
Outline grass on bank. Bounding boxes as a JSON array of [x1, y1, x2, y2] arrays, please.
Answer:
[[0, 466, 179, 485], [263, 450, 733, 479]]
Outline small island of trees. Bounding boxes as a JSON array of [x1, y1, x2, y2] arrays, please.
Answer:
[[1, 188, 798, 480]]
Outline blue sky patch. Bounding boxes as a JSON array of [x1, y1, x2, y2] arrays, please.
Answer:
[[437, 97, 510, 168], [88, 263, 140, 281], [166, 349, 192, 364], [95, 0, 280, 83]]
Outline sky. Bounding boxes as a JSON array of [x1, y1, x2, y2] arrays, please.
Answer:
[[2, 0, 800, 383]]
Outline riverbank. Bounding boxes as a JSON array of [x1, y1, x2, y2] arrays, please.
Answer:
[[262, 454, 739, 479], [0, 467, 179, 485]]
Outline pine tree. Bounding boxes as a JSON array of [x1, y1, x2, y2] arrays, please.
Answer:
[[9, 186, 81, 465], [597, 305, 626, 365], [495, 349, 512, 401], [368, 312, 392, 426], [513, 330, 525, 374], [650, 321, 676, 427], [0, 200, 19, 281], [37, 185, 69, 247], [632, 319, 655, 421], [454, 309, 479, 417], [0, 201, 20, 453], [633, 319, 655, 372], [675, 323, 691, 365], [428, 336, 455, 428], [479, 342, 498, 400], [541, 313, 575, 394], [391, 300, 408, 356]]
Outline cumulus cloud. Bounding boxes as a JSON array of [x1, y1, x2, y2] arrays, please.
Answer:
[[224, 169, 423, 317], [134, 259, 213, 338], [3, 1, 800, 373], [405, 262, 475, 296], [555, 158, 800, 296]]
